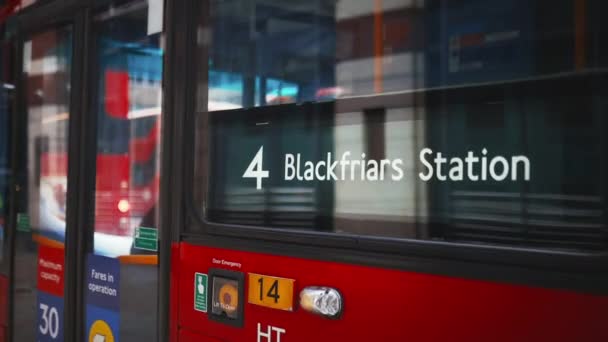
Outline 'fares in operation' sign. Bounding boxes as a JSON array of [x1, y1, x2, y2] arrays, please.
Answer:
[[86, 254, 120, 342], [37, 245, 65, 341]]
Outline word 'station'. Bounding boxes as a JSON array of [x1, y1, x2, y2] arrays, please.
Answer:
[[243, 146, 531, 189]]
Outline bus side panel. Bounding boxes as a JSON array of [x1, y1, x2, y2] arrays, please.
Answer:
[[170, 243, 180, 342], [175, 242, 608, 342], [0, 274, 6, 342], [179, 328, 223, 342]]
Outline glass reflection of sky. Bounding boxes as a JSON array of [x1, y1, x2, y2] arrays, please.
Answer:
[[209, 70, 298, 108]]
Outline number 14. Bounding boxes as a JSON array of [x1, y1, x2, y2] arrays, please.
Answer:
[[258, 278, 280, 303]]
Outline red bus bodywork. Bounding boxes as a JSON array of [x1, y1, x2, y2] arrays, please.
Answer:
[[171, 243, 608, 342]]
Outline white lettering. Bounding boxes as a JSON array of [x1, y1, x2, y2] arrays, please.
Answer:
[[465, 151, 479, 181], [511, 155, 530, 181], [340, 152, 350, 180], [434, 152, 447, 181], [481, 148, 488, 180], [243, 146, 269, 190], [285, 154, 295, 180], [257, 323, 286, 342], [326, 153, 338, 180], [304, 161, 314, 181], [366, 160, 379, 181], [315, 160, 326, 181], [257, 323, 271, 342], [391, 159, 404, 181], [419, 148, 433, 181], [448, 157, 464, 181], [489, 156, 510, 181], [278, 148, 530, 184]]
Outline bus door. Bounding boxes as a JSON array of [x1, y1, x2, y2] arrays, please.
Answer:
[[165, 0, 608, 341], [3, 1, 165, 341], [82, 0, 164, 341], [9, 6, 83, 342]]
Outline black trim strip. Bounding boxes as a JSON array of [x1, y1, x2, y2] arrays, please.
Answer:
[[8, 2, 93, 341], [181, 234, 608, 295], [67, 9, 92, 342], [159, 0, 190, 340], [6, 23, 23, 342]]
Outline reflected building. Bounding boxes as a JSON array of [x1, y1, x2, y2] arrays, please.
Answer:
[[199, 0, 608, 253]]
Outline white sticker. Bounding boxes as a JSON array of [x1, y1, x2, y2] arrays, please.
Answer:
[[147, 0, 164, 35], [23, 41, 32, 74]]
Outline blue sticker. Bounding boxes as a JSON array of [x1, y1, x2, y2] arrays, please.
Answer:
[[86, 305, 120, 342], [37, 292, 64, 342], [86, 254, 120, 311]]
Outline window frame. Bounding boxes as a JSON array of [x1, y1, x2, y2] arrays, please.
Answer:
[[185, 76, 608, 272], [164, 0, 608, 297]]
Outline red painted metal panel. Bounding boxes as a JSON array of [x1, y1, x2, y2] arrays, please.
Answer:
[[170, 243, 180, 342], [179, 328, 223, 342], [0, 325, 5, 342], [174, 242, 608, 342]]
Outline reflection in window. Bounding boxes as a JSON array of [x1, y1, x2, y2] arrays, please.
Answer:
[[93, 2, 163, 257], [23, 28, 72, 243], [196, 0, 608, 253]]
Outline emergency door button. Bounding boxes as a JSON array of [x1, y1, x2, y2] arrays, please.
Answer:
[[208, 269, 245, 327], [212, 277, 239, 318]]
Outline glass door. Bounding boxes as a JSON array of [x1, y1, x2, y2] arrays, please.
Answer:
[[83, 1, 163, 340], [12, 25, 73, 342]]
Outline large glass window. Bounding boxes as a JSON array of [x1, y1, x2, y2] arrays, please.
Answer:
[[87, 1, 163, 341], [93, 0, 163, 258], [194, 0, 608, 253], [13, 25, 72, 342]]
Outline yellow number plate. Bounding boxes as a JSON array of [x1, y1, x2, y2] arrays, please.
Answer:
[[248, 273, 295, 311]]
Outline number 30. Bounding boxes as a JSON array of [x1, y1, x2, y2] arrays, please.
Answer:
[[39, 303, 59, 339]]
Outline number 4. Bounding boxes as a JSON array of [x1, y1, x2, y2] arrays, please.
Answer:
[[243, 146, 269, 190]]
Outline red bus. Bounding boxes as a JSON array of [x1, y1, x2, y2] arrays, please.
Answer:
[[169, 0, 608, 341], [0, 0, 606, 341]]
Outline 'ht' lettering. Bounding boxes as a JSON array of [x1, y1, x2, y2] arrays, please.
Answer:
[[257, 323, 286, 342]]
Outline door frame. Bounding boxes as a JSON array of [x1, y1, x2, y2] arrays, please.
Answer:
[[6, 0, 172, 340], [6, 1, 91, 341]]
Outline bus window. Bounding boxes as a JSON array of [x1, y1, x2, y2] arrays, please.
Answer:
[[193, 0, 608, 253], [13, 25, 73, 342], [93, 5, 163, 257], [87, 1, 163, 341]]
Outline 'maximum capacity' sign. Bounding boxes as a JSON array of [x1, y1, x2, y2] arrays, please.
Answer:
[[37, 245, 65, 342]]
